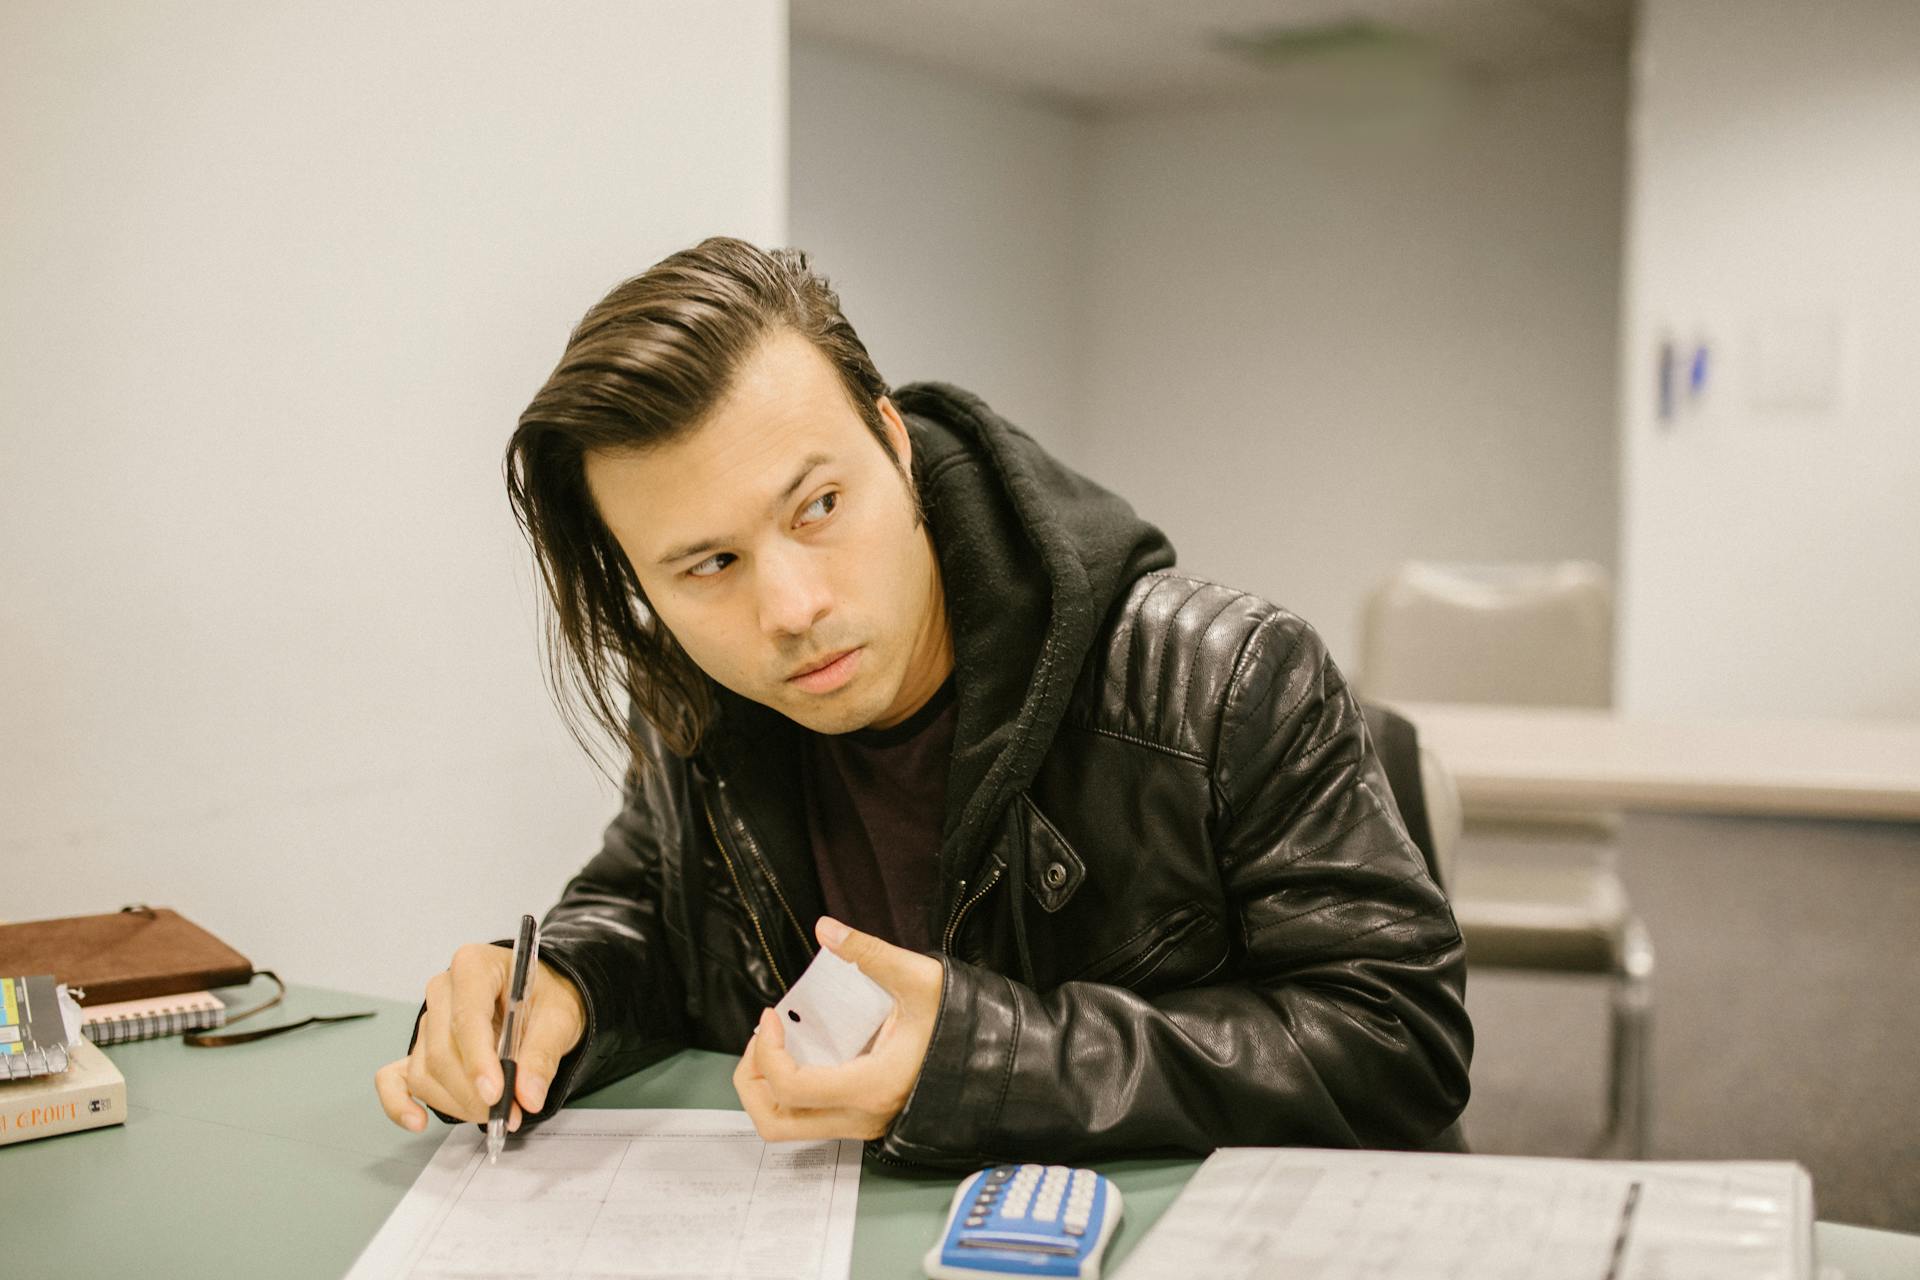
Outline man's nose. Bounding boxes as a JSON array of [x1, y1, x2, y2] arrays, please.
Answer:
[[756, 550, 832, 639]]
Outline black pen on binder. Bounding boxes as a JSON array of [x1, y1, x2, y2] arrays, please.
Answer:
[[487, 913, 540, 1164]]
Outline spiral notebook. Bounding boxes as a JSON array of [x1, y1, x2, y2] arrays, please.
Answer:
[[2, 974, 76, 1079], [80, 990, 229, 1045]]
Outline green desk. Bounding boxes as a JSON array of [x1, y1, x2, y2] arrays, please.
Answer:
[[5, 984, 1916, 1278]]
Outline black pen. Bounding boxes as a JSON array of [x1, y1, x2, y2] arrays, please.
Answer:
[[487, 914, 540, 1163]]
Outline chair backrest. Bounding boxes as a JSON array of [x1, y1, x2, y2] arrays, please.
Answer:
[[1359, 700, 1472, 1156], [1357, 561, 1614, 708], [1360, 702, 1453, 891], [1416, 742, 1462, 893]]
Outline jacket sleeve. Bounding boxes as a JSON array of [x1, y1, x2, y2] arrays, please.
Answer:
[[520, 725, 699, 1124], [872, 612, 1473, 1168]]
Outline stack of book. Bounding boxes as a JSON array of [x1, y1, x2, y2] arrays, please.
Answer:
[[0, 972, 127, 1145], [0, 907, 254, 1147]]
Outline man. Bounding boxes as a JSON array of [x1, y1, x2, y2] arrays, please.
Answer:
[[375, 237, 1471, 1166]]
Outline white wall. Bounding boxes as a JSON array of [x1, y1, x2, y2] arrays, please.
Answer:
[[1618, 0, 1920, 718], [0, 0, 787, 1000], [1076, 65, 1628, 671], [788, 37, 1088, 452]]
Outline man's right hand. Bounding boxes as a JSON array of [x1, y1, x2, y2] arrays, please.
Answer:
[[374, 942, 587, 1132]]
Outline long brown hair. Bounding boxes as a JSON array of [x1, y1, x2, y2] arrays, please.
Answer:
[[505, 237, 894, 778]]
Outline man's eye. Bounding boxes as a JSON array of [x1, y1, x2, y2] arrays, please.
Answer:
[[799, 492, 839, 524], [687, 553, 734, 579]]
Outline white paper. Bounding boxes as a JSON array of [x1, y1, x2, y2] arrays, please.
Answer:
[[348, 1110, 863, 1280], [1113, 1148, 1814, 1280]]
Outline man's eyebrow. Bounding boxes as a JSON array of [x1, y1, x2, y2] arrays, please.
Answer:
[[654, 452, 834, 566]]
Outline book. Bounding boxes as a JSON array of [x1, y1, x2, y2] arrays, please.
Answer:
[[81, 990, 229, 1045], [0, 1037, 127, 1146], [0, 907, 253, 1005], [1114, 1147, 1815, 1280]]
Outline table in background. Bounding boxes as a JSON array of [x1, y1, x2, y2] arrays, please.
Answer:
[[1393, 701, 1920, 822], [3, 984, 1915, 1277]]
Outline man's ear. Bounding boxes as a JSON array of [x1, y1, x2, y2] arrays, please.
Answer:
[[876, 395, 912, 471]]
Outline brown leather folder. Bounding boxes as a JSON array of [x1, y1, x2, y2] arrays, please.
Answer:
[[0, 907, 254, 1005]]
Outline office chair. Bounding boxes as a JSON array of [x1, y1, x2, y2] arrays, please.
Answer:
[[1360, 701, 1469, 1154], [1357, 561, 1654, 1160]]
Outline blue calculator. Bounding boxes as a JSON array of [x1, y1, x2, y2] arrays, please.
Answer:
[[923, 1163, 1123, 1279]]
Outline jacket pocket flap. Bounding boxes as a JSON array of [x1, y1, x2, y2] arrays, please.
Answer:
[[1021, 794, 1086, 914]]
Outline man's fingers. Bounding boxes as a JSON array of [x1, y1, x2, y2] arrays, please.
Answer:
[[501, 961, 586, 1116], [420, 981, 481, 1113], [514, 1062, 552, 1115], [380, 942, 585, 1133], [815, 916, 937, 1002], [406, 1059, 481, 1123], [515, 1005, 583, 1114], [733, 1025, 893, 1143], [402, 1048, 484, 1124], [753, 1107, 886, 1143], [734, 1037, 764, 1089], [754, 1009, 896, 1112], [815, 916, 891, 980], [733, 1040, 777, 1134], [375, 1059, 427, 1131], [449, 945, 508, 1105]]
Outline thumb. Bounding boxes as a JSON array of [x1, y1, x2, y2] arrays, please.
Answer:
[[816, 916, 916, 993], [516, 973, 586, 1114]]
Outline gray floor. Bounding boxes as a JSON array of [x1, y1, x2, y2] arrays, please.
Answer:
[[1456, 812, 1920, 1232]]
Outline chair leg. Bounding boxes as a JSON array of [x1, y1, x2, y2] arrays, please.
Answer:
[[1590, 918, 1655, 1159]]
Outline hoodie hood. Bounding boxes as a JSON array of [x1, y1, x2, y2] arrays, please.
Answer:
[[892, 381, 1176, 897], [697, 381, 1174, 986]]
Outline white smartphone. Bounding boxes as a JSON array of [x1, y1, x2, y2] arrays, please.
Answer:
[[771, 948, 894, 1067]]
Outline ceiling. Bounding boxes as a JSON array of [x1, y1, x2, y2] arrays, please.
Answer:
[[789, 0, 1632, 114]]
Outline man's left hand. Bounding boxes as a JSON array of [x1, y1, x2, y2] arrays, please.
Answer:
[[732, 915, 943, 1142]]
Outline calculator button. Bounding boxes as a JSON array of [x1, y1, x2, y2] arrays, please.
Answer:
[[1065, 1224, 1086, 1237], [1034, 1202, 1060, 1222], [965, 1216, 986, 1228]]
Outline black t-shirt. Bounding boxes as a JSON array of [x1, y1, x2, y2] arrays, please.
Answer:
[[800, 678, 957, 953]]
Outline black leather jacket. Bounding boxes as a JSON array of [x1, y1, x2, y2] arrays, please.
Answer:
[[524, 384, 1472, 1168]]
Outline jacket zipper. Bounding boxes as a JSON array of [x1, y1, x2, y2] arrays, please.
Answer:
[[942, 866, 1004, 953], [725, 789, 813, 955], [871, 866, 1005, 1170], [703, 797, 788, 992]]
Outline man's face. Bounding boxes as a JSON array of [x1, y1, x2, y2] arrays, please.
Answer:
[[584, 329, 947, 735]]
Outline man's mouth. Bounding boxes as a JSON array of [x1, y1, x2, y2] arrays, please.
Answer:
[[786, 647, 862, 693]]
